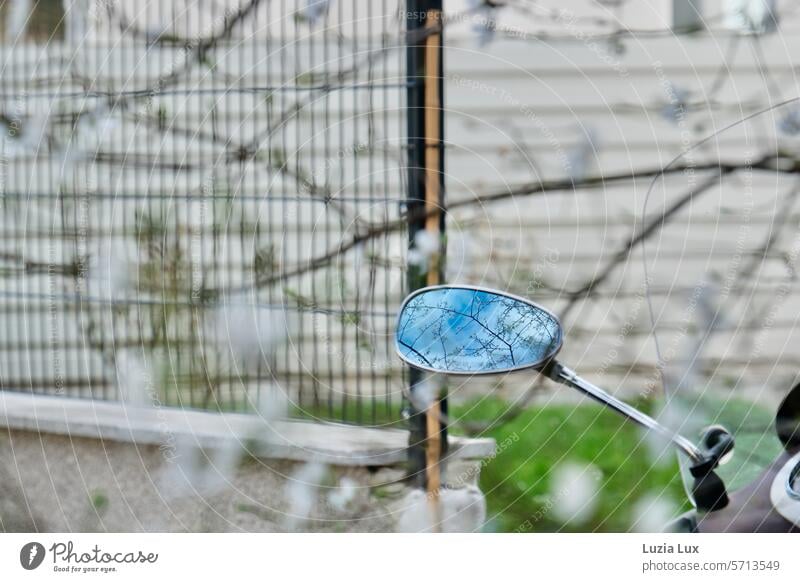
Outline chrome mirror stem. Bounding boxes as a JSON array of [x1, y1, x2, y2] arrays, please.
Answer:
[[551, 363, 704, 464]]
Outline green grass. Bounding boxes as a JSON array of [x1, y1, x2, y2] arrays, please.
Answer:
[[451, 398, 691, 532]]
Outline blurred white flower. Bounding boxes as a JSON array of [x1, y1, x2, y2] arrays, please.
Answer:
[[631, 494, 677, 532], [254, 382, 289, 423], [406, 248, 426, 269], [661, 83, 691, 125], [408, 230, 439, 271], [214, 303, 292, 367], [64, 0, 91, 46], [779, 107, 800, 136], [87, 242, 135, 300], [396, 486, 486, 532], [303, 0, 331, 26], [566, 127, 599, 181], [11, 108, 53, 156], [54, 105, 100, 182], [328, 477, 358, 512], [286, 463, 327, 530], [5, 0, 32, 43], [549, 462, 600, 525], [95, 110, 120, 141], [725, 0, 778, 34], [414, 230, 439, 258], [471, 4, 497, 47], [69, 102, 119, 159], [158, 437, 243, 499], [115, 351, 150, 407], [411, 377, 442, 410]]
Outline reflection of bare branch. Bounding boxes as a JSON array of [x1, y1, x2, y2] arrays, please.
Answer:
[[398, 339, 433, 367], [399, 291, 559, 372]]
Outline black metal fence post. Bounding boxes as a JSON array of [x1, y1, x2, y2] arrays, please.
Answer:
[[405, 0, 447, 496]]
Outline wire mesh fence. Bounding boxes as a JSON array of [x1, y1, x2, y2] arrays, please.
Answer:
[[0, 0, 418, 426]]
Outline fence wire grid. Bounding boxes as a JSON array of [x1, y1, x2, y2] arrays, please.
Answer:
[[0, 0, 419, 426]]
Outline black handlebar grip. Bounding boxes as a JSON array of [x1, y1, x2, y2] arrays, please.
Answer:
[[692, 470, 729, 513]]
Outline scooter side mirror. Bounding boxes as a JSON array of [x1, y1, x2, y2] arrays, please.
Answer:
[[395, 284, 730, 512], [395, 285, 563, 375]]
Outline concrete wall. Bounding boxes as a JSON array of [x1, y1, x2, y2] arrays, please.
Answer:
[[0, 392, 494, 532]]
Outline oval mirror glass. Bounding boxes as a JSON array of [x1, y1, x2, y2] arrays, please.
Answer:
[[395, 286, 563, 374]]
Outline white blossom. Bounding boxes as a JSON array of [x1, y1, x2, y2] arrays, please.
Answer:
[[411, 377, 442, 410], [64, 0, 91, 46], [566, 127, 599, 181], [87, 242, 135, 300], [414, 230, 439, 258], [115, 351, 150, 407], [469, 1, 498, 47], [157, 437, 243, 499], [406, 248, 427, 269], [661, 83, 691, 125], [303, 0, 331, 26], [725, 0, 778, 34], [779, 106, 800, 136], [408, 230, 440, 271], [631, 494, 677, 532], [15, 109, 52, 156], [5, 0, 32, 44], [286, 463, 327, 530], [213, 303, 292, 368], [53, 102, 120, 186], [254, 382, 289, 423], [396, 486, 486, 532], [549, 462, 600, 525], [328, 477, 358, 512]]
